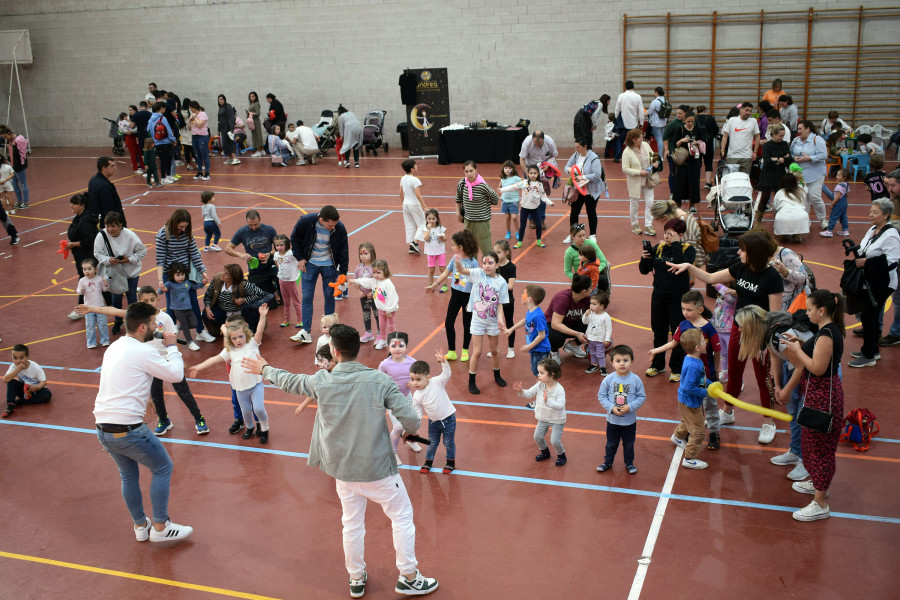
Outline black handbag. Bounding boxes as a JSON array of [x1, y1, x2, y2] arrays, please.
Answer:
[[797, 330, 835, 434]]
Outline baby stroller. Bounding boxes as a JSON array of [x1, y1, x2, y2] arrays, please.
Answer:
[[315, 110, 338, 157], [711, 164, 757, 235], [363, 109, 389, 156], [103, 117, 126, 156]]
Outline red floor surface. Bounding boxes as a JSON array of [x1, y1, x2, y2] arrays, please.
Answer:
[[1, 147, 898, 599]]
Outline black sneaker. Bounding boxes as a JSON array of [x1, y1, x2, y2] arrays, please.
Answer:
[[707, 432, 720, 450], [525, 401, 535, 409], [242, 425, 256, 440], [852, 329, 865, 338], [879, 334, 900, 347], [349, 571, 367, 598], [395, 570, 438, 596], [599, 367, 608, 376], [10, 234, 19, 246], [228, 419, 245, 434], [585, 365, 599, 374], [111, 322, 122, 335], [408, 243, 420, 254]]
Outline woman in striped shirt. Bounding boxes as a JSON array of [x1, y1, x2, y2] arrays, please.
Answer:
[[455, 160, 500, 257]]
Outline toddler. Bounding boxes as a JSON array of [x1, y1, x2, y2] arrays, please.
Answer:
[[576, 245, 602, 293], [379, 332, 423, 464], [514, 358, 567, 466], [77, 257, 110, 348], [273, 234, 301, 328], [143, 137, 160, 188], [597, 345, 646, 474], [820, 168, 850, 237], [498, 160, 522, 240], [671, 329, 710, 469], [349, 259, 398, 350], [0, 155, 15, 214], [201, 191, 222, 251], [354, 242, 380, 342], [582, 292, 612, 375], [410, 350, 457, 474], [400, 159, 427, 254], [316, 313, 339, 363], [166, 262, 204, 350], [3, 344, 52, 418]]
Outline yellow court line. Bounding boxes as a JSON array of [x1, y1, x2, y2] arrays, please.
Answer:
[[0, 550, 282, 600], [805, 260, 843, 272], [119, 182, 308, 215]]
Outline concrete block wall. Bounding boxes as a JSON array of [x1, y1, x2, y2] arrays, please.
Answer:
[[0, 0, 897, 148]]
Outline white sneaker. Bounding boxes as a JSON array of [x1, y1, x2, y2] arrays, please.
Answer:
[[251, 151, 262, 158], [407, 441, 422, 452], [791, 480, 818, 495], [188, 342, 201, 351], [231, 159, 241, 165], [135, 169, 143, 175], [175, 160, 185, 166], [563, 341, 587, 358], [670, 434, 687, 449], [562, 235, 572, 244], [770, 451, 800, 466], [820, 219, 828, 230], [149, 520, 193, 542], [485, 351, 492, 358], [374, 339, 387, 350], [548, 351, 560, 364], [758, 422, 777, 444], [718, 409, 735, 425], [682, 457, 708, 469], [506, 347, 516, 359], [290, 330, 313, 343], [793, 500, 830, 522], [787, 461, 809, 481], [197, 331, 216, 343], [227, 132, 235, 141], [67, 310, 84, 320], [134, 517, 152, 542], [589, 234, 597, 242]]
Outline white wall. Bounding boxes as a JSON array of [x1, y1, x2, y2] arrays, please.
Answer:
[[0, 0, 897, 147]]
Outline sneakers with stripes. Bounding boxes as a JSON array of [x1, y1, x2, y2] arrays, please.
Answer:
[[349, 571, 367, 598], [395, 570, 439, 596], [149, 520, 193, 542]]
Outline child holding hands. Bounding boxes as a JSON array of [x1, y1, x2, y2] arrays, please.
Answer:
[[77, 258, 110, 349], [514, 357, 567, 466], [409, 350, 457, 474]]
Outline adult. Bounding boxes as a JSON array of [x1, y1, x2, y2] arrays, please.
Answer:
[[93, 302, 192, 542], [148, 102, 176, 184], [265, 93, 287, 135], [336, 106, 364, 168], [639, 218, 696, 380], [772, 173, 810, 243], [849, 198, 900, 367], [757, 123, 792, 221], [217, 94, 239, 165], [289, 205, 349, 344], [762, 78, 785, 107], [779, 95, 798, 138], [64, 193, 99, 320], [94, 211, 146, 335], [697, 106, 720, 190], [878, 169, 900, 347], [188, 100, 211, 181], [649, 200, 706, 268], [266, 124, 293, 166], [622, 128, 658, 236], [765, 110, 791, 143], [144, 82, 158, 103], [613, 80, 644, 161], [519, 130, 558, 228], [647, 87, 668, 157], [544, 274, 593, 362], [131, 101, 153, 153], [721, 102, 760, 174], [668, 230, 784, 443], [246, 91, 264, 156], [88, 157, 126, 228], [0, 125, 28, 210], [778, 289, 846, 521], [155, 209, 215, 344], [671, 111, 704, 210], [164, 91, 182, 174], [790, 120, 828, 230], [563, 139, 605, 242], [573, 98, 602, 151], [821, 111, 851, 137], [123, 105, 145, 174], [663, 106, 688, 193], [288, 120, 320, 165], [241, 324, 438, 597], [202, 264, 272, 333], [224, 209, 279, 304], [563, 222, 608, 282], [455, 160, 500, 256], [768, 231, 808, 311]]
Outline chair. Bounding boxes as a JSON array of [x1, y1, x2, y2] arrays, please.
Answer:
[[826, 154, 841, 178], [851, 152, 871, 181]]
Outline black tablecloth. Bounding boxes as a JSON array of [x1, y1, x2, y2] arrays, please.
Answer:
[[438, 127, 529, 165]]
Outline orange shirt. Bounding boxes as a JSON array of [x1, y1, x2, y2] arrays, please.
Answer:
[[762, 89, 783, 107], [576, 260, 600, 291]]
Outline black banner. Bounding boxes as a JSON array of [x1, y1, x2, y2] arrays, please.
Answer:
[[406, 68, 449, 157]]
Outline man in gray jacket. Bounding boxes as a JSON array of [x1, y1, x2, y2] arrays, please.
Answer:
[[242, 324, 439, 598]]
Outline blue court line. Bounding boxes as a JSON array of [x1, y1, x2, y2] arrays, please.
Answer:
[[347, 211, 394, 237], [3, 419, 897, 524]]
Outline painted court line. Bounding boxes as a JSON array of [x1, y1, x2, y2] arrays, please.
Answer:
[[3, 420, 898, 524]]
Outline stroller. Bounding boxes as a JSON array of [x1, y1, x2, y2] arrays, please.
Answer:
[[362, 109, 389, 155], [315, 110, 338, 157], [710, 164, 758, 235], [103, 117, 126, 156]]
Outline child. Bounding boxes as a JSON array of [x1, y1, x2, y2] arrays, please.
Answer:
[[417, 209, 447, 291], [379, 332, 423, 464], [501, 164, 552, 248], [316, 313, 339, 362], [576, 245, 602, 293], [353, 242, 380, 342], [143, 137, 161, 188], [583, 292, 612, 375], [77, 258, 110, 349], [603, 113, 616, 159], [201, 191, 222, 251], [597, 345, 646, 474], [498, 160, 521, 240], [314, 343, 336, 372], [3, 344, 52, 418], [273, 234, 301, 328], [856, 133, 884, 156], [453, 251, 510, 394], [410, 350, 457, 474], [348, 259, 398, 350], [1, 154, 16, 214], [712, 283, 737, 382], [400, 159, 428, 254], [649, 290, 722, 449], [671, 329, 710, 469], [223, 314, 257, 434], [426, 229, 479, 361], [494, 240, 517, 359], [863, 154, 890, 201], [821, 168, 850, 237], [166, 262, 204, 350], [504, 284, 551, 408], [514, 358, 567, 466], [189, 304, 270, 443]]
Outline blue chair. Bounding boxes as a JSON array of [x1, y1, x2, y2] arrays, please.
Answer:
[[851, 153, 871, 181]]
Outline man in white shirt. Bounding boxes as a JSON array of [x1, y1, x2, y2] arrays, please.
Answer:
[[613, 80, 644, 160], [93, 302, 193, 543], [144, 82, 157, 104], [721, 102, 761, 173], [519, 130, 558, 229], [821, 111, 851, 137], [286, 120, 320, 165]]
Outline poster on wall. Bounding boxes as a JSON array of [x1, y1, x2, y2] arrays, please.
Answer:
[[406, 68, 449, 157]]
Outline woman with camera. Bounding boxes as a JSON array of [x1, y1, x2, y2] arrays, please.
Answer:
[[93, 211, 146, 335]]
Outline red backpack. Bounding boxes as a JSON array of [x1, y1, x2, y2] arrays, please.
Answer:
[[153, 118, 168, 141], [839, 408, 879, 452]]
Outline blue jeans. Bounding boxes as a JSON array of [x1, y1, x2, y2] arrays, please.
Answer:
[[97, 424, 173, 525], [192, 134, 211, 174], [827, 196, 848, 231], [426, 413, 456, 461], [301, 262, 337, 333], [85, 312, 109, 347], [110, 276, 139, 326], [782, 362, 802, 457], [12, 169, 28, 206], [204, 220, 221, 246], [530, 351, 550, 376], [651, 126, 665, 163]]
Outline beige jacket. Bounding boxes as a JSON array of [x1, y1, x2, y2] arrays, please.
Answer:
[[622, 142, 652, 198]]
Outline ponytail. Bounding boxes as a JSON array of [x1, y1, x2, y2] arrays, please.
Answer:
[[808, 289, 845, 338]]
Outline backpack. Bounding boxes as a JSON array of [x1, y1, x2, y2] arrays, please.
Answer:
[[582, 100, 598, 117], [658, 98, 672, 120], [839, 408, 879, 452], [153, 117, 167, 141]]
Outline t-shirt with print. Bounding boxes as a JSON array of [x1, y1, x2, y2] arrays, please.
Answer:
[[727, 263, 784, 310], [545, 289, 591, 330], [400, 174, 422, 206], [448, 256, 478, 293], [525, 307, 551, 353], [418, 225, 446, 256], [231, 223, 278, 271], [310, 222, 333, 267], [355, 263, 375, 294], [466, 268, 509, 323], [722, 116, 760, 159], [5, 361, 46, 386], [863, 170, 889, 201], [673, 320, 721, 380], [220, 339, 263, 391], [77, 275, 108, 307]]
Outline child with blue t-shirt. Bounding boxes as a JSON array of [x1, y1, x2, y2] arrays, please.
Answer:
[[426, 229, 480, 362], [504, 284, 551, 407], [671, 329, 710, 470], [499, 161, 521, 241], [597, 345, 646, 474]]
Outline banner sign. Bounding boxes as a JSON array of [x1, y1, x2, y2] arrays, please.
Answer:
[[406, 68, 449, 157]]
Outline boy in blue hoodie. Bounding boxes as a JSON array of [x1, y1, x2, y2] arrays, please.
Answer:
[[671, 328, 709, 469], [597, 344, 646, 474], [147, 101, 176, 183]]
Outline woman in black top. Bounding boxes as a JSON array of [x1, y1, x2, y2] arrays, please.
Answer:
[[778, 289, 845, 522], [639, 218, 695, 379], [668, 230, 783, 443], [217, 94, 238, 165], [671, 112, 705, 210], [757, 124, 792, 221], [65, 193, 100, 319], [695, 106, 719, 189], [265, 93, 287, 135]]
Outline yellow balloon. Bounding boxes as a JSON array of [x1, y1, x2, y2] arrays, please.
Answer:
[[707, 382, 793, 422]]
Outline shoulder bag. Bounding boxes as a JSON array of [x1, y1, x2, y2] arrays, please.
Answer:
[[672, 146, 689, 166], [797, 329, 835, 434], [99, 230, 129, 294]]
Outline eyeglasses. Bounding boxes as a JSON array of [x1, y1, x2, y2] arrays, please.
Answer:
[[572, 224, 586, 231]]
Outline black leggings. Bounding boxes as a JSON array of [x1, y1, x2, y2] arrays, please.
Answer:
[[569, 193, 598, 235], [518, 207, 542, 241], [360, 296, 379, 335], [151, 376, 202, 422], [650, 292, 687, 373], [344, 144, 360, 164], [445, 288, 472, 352], [548, 321, 587, 352], [157, 143, 174, 178], [502, 301, 515, 348]]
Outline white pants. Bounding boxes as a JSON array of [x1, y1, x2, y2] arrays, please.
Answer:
[[335, 473, 417, 577], [805, 176, 826, 221], [403, 203, 426, 244], [630, 185, 655, 228]]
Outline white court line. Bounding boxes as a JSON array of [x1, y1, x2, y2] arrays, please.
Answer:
[[628, 447, 683, 600], [23, 240, 43, 247]]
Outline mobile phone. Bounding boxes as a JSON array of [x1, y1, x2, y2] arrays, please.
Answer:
[[642, 240, 652, 254]]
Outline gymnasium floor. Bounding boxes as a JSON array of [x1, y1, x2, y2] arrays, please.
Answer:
[[0, 147, 897, 599]]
